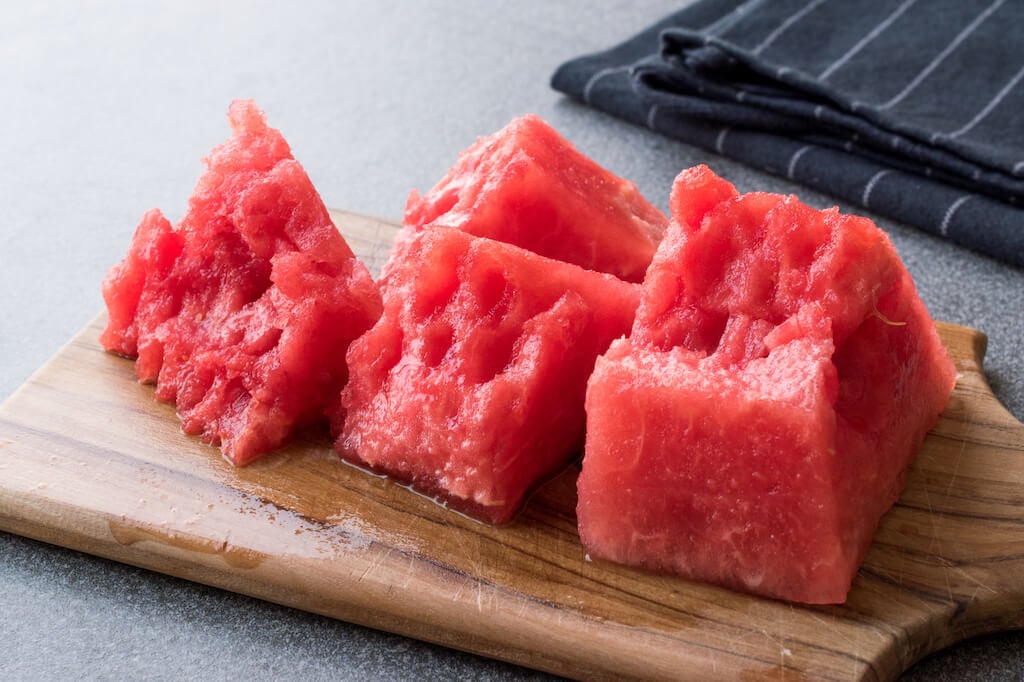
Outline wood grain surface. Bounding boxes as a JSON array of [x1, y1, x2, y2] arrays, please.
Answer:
[[1, 210, 1022, 681]]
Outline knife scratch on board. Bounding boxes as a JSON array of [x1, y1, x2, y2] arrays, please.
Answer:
[[952, 567, 998, 597], [944, 434, 970, 501], [921, 482, 957, 603], [356, 547, 394, 584]]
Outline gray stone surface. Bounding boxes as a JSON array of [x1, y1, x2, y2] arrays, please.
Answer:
[[1, 2, 1021, 680]]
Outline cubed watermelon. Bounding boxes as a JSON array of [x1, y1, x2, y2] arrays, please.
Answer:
[[101, 100, 382, 465], [336, 227, 639, 524], [401, 115, 667, 282], [577, 165, 957, 604]]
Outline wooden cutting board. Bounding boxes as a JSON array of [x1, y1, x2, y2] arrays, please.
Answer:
[[1, 210, 1022, 681]]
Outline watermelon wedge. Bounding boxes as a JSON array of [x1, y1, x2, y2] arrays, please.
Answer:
[[577, 165, 958, 604], [101, 100, 382, 465], [401, 114, 667, 282], [336, 227, 639, 524]]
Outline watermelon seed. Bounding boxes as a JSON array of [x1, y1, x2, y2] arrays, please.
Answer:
[[868, 304, 906, 327], [867, 291, 907, 327]]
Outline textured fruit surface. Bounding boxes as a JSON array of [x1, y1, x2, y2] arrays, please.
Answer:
[[402, 114, 667, 283], [578, 165, 958, 603], [101, 100, 382, 465], [337, 227, 639, 524]]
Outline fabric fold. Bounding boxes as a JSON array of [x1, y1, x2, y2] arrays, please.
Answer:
[[551, 0, 1024, 267]]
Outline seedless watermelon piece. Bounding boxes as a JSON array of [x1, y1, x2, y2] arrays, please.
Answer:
[[578, 165, 957, 604], [337, 227, 639, 524], [101, 100, 382, 465], [401, 114, 667, 283]]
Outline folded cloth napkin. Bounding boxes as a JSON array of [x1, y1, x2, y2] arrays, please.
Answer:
[[551, 0, 1024, 267]]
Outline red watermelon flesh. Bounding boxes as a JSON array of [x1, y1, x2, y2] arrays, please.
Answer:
[[401, 114, 667, 283], [336, 227, 639, 524], [578, 165, 957, 603], [101, 100, 382, 465]]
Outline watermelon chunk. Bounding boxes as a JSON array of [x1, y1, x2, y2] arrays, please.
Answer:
[[401, 114, 667, 282], [336, 227, 639, 524], [578, 165, 957, 603], [101, 100, 382, 465]]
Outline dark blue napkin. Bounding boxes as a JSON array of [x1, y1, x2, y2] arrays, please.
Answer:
[[551, 0, 1024, 267]]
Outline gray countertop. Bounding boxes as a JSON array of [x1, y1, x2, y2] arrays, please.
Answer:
[[2, 2, 1022, 680]]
